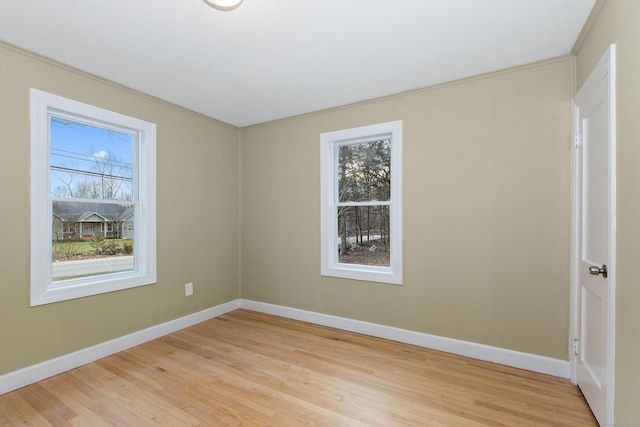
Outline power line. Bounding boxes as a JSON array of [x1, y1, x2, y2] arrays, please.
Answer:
[[51, 165, 133, 182], [51, 148, 133, 169]]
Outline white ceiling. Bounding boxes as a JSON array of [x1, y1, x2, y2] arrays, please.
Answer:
[[0, 0, 595, 127]]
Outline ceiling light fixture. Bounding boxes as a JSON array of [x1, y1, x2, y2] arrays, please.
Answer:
[[203, 0, 243, 11]]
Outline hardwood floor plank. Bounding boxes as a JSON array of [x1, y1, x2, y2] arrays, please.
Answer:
[[0, 309, 597, 426], [0, 391, 56, 427], [40, 376, 111, 427], [15, 383, 76, 426]]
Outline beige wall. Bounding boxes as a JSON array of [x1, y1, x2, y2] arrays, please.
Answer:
[[574, 0, 640, 423], [0, 42, 240, 375], [8, 10, 633, 419], [241, 58, 573, 360]]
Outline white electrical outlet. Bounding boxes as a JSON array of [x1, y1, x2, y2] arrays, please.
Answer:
[[185, 282, 193, 296]]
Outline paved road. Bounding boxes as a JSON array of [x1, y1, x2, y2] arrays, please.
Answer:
[[52, 256, 134, 279]]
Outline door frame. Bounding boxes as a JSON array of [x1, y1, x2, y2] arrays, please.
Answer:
[[570, 43, 616, 425]]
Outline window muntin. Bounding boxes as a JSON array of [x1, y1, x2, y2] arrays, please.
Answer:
[[31, 89, 156, 305], [321, 121, 402, 284]]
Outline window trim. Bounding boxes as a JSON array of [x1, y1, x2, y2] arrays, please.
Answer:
[[30, 89, 157, 306], [320, 120, 403, 284]]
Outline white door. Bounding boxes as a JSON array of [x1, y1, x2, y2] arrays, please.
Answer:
[[572, 44, 616, 427]]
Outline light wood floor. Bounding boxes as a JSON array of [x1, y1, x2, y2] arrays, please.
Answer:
[[0, 309, 597, 426]]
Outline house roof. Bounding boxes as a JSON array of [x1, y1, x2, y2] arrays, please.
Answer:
[[53, 201, 134, 222], [0, 0, 596, 127]]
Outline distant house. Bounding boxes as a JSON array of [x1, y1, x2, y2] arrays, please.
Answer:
[[52, 200, 134, 241]]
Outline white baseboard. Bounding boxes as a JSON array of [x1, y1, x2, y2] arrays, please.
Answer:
[[0, 299, 241, 395], [0, 297, 570, 396], [239, 299, 570, 378]]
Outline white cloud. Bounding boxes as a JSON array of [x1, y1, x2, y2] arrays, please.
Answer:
[[93, 150, 109, 159]]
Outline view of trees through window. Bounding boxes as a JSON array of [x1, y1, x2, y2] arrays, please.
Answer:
[[337, 138, 391, 266], [51, 117, 133, 200], [50, 117, 135, 281]]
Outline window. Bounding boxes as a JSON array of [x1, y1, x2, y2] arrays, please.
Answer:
[[320, 120, 402, 284], [30, 89, 156, 306]]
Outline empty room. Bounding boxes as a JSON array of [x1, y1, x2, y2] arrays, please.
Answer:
[[0, 0, 638, 425]]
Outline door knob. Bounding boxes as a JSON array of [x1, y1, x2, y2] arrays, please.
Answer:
[[589, 264, 608, 278]]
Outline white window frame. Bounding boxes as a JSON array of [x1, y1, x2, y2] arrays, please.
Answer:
[[30, 89, 156, 306], [320, 120, 403, 284]]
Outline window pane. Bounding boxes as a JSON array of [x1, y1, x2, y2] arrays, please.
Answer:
[[52, 200, 135, 282], [338, 139, 391, 203], [50, 117, 134, 201], [337, 205, 390, 267]]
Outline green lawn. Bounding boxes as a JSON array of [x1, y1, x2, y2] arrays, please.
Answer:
[[52, 239, 133, 258]]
